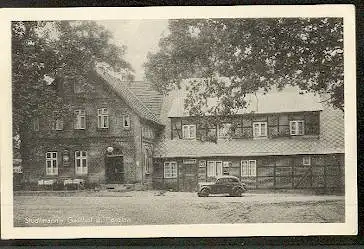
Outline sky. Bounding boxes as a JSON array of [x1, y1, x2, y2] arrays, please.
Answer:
[[97, 20, 169, 81]]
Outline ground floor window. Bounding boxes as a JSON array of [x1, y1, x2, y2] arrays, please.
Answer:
[[75, 150, 88, 175], [207, 161, 223, 177], [46, 152, 58, 175], [241, 160, 256, 177], [164, 161, 177, 178]]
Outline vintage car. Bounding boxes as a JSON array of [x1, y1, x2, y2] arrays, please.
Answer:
[[197, 175, 247, 197]]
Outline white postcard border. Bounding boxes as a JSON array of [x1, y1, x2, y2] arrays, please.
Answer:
[[0, 5, 357, 239]]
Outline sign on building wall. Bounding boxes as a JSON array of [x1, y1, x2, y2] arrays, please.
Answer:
[[199, 160, 206, 168], [183, 159, 196, 164], [13, 166, 23, 174]]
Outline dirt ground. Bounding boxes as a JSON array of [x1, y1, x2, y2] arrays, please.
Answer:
[[13, 191, 345, 226]]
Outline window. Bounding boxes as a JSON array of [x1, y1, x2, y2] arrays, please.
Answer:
[[207, 161, 223, 177], [182, 125, 196, 139], [143, 126, 154, 139], [218, 123, 232, 138], [216, 178, 226, 184], [123, 115, 130, 129], [230, 177, 239, 183], [207, 161, 215, 177], [253, 122, 267, 138], [46, 152, 58, 175], [241, 160, 256, 177], [97, 108, 109, 128], [303, 156, 311, 166], [52, 118, 63, 131], [75, 150, 87, 175], [164, 161, 177, 178], [290, 120, 304, 135], [33, 118, 39, 131], [74, 110, 86, 129]]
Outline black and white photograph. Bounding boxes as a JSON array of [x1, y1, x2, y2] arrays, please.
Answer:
[[0, 6, 357, 238]]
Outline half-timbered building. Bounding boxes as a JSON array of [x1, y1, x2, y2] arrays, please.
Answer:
[[153, 87, 345, 192], [21, 67, 164, 189]]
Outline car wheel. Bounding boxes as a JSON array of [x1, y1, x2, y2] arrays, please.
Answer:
[[200, 188, 210, 197], [233, 188, 243, 197]]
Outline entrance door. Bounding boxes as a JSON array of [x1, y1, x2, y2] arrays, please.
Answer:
[[180, 163, 198, 192], [105, 156, 124, 183]]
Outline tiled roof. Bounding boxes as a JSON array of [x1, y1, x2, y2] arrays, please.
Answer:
[[154, 137, 343, 158], [127, 81, 163, 117], [168, 86, 323, 117], [95, 67, 163, 125]]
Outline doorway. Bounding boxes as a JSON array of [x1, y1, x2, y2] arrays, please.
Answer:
[[105, 155, 124, 184]]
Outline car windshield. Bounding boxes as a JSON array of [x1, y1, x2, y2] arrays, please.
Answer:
[[216, 178, 225, 184]]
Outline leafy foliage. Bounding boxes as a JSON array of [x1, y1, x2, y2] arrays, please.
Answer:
[[12, 21, 133, 136], [145, 18, 344, 116]]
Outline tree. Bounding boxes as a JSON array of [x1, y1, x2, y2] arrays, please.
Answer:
[[145, 18, 344, 117], [12, 21, 133, 142]]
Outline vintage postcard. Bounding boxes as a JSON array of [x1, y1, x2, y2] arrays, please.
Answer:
[[0, 5, 357, 239]]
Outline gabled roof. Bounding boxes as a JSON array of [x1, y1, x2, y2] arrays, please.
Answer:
[[127, 81, 163, 117], [95, 67, 163, 126]]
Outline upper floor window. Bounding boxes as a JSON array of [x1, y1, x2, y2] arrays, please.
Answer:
[[74, 110, 86, 129], [182, 125, 196, 139], [52, 118, 64, 131], [290, 120, 304, 136], [97, 108, 109, 129], [164, 161, 177, 178], [142, 126, 154, 139], [241, 160, 256, 177], [75, 150, 87, 175], [218, 123, 232, 138], [253, 122, 267, 138], [33, 118, 39, 131], [46, 152, 58, 176], [123, 115, 130, 129]]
